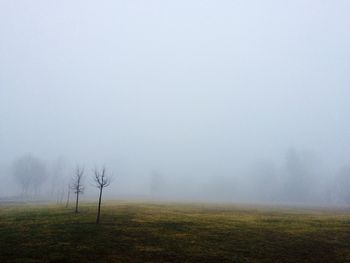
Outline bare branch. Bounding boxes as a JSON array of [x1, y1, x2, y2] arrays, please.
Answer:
[[93, 166, 112, 189]]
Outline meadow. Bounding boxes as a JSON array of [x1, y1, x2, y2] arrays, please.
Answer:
[[0, 201, 350, 262]]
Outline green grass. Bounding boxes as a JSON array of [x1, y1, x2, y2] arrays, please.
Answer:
[[1, 201, 350, 262]]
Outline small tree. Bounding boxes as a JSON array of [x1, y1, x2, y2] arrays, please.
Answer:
[[93, 166, 112, 224], [71, 167, 84, 213]]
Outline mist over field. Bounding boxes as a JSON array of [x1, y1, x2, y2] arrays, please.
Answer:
[[0, 0, 350, 205]]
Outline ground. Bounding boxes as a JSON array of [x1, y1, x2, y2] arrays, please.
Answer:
[[0, 201, 350, 262]]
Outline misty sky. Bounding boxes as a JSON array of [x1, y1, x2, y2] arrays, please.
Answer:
[[0, 1, 350, 199]]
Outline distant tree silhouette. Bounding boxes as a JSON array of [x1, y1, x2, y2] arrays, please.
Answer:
[[12, 154, 48, 197], [332, 166, 350, 204], [49, 157, 71, 202], [284, 148, 317, 202], [65, 183, 71, 208], [71, 167, 84, 213]]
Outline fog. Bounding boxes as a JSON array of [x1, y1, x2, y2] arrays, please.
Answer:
[[1, 1, 349, 205]]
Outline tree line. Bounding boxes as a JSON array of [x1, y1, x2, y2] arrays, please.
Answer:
[[7, 150, 350, 208], [12, 154, 112, 224]]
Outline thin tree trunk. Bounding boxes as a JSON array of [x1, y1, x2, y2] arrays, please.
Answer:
[[75, 192, 79, 213], [96, 187, 103, 224], [66, 188, 70, 208], [60, 190, 64, 204]]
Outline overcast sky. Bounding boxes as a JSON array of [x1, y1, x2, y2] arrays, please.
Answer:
[[0, 1, 349, 200]]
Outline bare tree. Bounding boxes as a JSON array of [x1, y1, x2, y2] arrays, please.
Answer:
[[93, 166, 112, 224], [71, 167, 84, 213]]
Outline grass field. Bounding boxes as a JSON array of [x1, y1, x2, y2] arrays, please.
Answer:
[[0, 201, 350, 262]]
